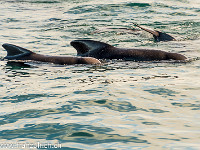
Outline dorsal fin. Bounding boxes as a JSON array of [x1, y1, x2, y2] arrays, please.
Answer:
[[133, 23, 175, 42], [70, 40, 111, 55], [153, 30, 176, 42], [2, 43, 33, 60]]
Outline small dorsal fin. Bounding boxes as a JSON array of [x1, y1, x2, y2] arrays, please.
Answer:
[[70, 40, 111, 55], [2, 43, 33, 60], [133, 23, 175, 42], [153, 31, 175, 42]]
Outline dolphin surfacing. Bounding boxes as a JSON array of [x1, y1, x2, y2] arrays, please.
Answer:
[[70, 40, 186, 61], [133, 23, 176, 42], [2, 43, 101, 65]]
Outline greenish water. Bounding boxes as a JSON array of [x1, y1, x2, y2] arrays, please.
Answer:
[[0, 0, 200, 149]]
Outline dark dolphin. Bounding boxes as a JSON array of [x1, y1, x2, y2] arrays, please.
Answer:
[[2, 43, 101, 65], [133, 23, 176, 42], [70, 40, 186, 61]]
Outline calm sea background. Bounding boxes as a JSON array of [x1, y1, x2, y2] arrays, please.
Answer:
[[0, 0, 200, 149]]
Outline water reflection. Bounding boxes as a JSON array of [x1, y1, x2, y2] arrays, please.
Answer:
[[0, 104, 92, 126], [1, 93, 52, 103], [71, 99, 138, 112], [144, 88, 179, 96], [172, 102, 200, 110], [5, 62, 32, 69], [0, 123, 148, 144], [142, 122, 160, 125]]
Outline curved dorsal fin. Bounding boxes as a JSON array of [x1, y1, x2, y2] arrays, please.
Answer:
[[2, 43, 33, 60], [70, 40, 111, 55]]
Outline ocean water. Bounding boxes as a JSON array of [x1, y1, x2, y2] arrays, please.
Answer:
[[0, 0, 200, 149]]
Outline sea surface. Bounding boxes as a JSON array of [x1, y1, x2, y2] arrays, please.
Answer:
[[0, 0, 200, 149]]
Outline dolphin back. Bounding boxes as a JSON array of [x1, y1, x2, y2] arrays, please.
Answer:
[[2, 43, 33, 60], [70, 40, 111, 55]]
